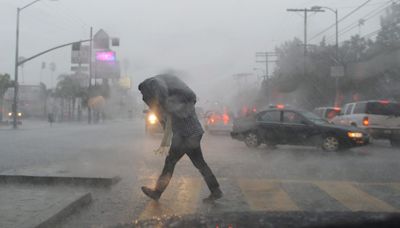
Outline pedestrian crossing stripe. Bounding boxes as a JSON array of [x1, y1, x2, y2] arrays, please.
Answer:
[[237, 179, 299, 211], [313, 181, 396, 212], [137, 178, 400, 220]]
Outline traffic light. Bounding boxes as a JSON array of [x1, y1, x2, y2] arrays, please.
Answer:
[[112, 38, 120, 46]]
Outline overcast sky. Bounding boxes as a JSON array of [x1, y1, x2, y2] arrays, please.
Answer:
[[0, 0, 388, 99]]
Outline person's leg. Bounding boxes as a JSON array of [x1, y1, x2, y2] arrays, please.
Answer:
[[142, 135, 185, 200], [186, 135, 222, 201], [155, 146, 185, 193]]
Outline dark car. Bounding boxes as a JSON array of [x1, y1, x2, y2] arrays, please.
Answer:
[[231, 108, 369, 152]]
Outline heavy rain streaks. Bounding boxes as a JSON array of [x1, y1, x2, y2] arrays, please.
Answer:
[[1, 0, 400, 227]]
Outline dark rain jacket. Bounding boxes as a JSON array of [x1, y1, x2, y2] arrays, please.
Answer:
[[138, 74, 204, 137]]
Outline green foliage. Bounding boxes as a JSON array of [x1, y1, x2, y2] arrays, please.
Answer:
[[0, 73, 12, 98], [376, 2, 400, 50]]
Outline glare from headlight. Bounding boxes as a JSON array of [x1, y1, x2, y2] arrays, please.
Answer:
[[148, 113, 158, 125], [17, 112, 22, 117], [8, 112, 12, 117], [348, 132, 363, 138]]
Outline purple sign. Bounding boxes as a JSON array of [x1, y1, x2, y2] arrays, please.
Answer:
[[96, 51, 116, 62]]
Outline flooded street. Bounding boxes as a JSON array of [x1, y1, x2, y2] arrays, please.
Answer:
[[1, 119, 400, 227]]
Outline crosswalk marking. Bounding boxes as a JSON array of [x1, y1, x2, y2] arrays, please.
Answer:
[[314, 181, 398, 212], [390, 183, 400, 192], [138, 178, 201, 220], [238, 179, 299, 211], [137, 177, 400, 220]]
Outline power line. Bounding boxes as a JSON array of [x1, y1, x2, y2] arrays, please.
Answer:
[[325, 1, 393, 42], [309, 0, 373, 42]]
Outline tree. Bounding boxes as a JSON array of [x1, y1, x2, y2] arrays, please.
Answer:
[[375, 2, 400, 51], [270, 38, 337, 108], [55, 75, 83, 121], [339, 35, 372, 63], [0, 73, 12, 121]]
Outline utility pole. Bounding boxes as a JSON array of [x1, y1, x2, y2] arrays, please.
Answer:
[[255, 52, 278, 104], [255, 52, 277, 81], [286, 8, 325, 77], [287, 8, 325, 56], [88, 27, 93, 124]]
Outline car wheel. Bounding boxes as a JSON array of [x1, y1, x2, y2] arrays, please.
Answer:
[[244, 132, 261, 148], [390, 139, 400, 147], [321, 135, 340, 152]]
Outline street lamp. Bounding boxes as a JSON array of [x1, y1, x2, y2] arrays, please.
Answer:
[[13, 0, 58, 129], [311, 6, 338, 59], [312, 5, 341, 106]]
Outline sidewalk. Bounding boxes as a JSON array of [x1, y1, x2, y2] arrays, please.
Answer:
[[0, 185, 91, 228], [0, 163, 120, 228]]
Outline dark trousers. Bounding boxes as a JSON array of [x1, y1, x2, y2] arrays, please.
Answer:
[[155, 134, 220, 194]]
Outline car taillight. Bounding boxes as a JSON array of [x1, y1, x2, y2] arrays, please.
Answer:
[[276, 104, 285, 109], [222, 114, 230, 125], [363, 116, 369, 126]]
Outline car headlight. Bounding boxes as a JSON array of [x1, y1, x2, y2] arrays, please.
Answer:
[[8, 112, 12, 117], [148, 113, 158, 125], [348, 132, 363, 138], [17, 112, 22, 117]]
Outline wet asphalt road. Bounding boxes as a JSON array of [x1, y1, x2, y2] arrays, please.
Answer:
[[1, 119, 400, 227]]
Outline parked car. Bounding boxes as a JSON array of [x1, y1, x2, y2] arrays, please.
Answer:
[[313, 107, 341, 121], [331, 100, 400, 147], [231, 107, 369, 152], [204, 110, 233, 133]]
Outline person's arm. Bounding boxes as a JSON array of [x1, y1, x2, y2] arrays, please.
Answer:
[[160, 114, 172, 147], [154, 114, 172, 155]]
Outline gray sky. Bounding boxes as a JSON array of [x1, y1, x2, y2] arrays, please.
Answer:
[[0, 0, 387, 100]]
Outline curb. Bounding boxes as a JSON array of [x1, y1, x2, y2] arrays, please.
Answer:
[[0, 175, 121, 187], [21, 192, 92, 228]]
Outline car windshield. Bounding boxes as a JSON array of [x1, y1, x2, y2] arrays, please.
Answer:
[[2, 0, 400, 227], [300, 111, 329, 124]]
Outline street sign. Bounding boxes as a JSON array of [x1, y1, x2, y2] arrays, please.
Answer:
[[71, 45, 90, 64], [71, 66, 89, 72], [331, 66, 345, 78]]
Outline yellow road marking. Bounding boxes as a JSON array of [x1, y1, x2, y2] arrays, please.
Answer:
[[389, 183, 400, 192], [315, 181, 398, 212], [238, 179, 299, 211], [139, 177, 201, 220]]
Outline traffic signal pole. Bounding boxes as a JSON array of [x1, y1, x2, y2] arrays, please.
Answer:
[[88, 27, 93, 124], [12, 8, 20, 129]]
